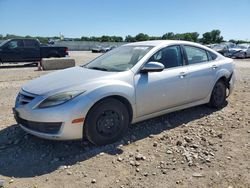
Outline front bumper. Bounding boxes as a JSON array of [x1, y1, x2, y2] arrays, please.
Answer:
[[13, 90, 93, 140], [13, 107, 83, 140]]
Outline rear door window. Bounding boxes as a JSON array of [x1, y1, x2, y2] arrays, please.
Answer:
[[24, 40, 39, 48], [184, 45, 208, 65]]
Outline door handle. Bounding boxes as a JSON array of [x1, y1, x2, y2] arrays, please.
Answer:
[[179, 72, 187, 79], [212, 65, 218, 69]]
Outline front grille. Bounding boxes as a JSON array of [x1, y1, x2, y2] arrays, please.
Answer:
[[16, 116, 62, 134], [17, 90, 37, 106]]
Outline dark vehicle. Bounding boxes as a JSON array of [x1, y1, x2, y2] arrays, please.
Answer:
[[0, 39, 68, 64]]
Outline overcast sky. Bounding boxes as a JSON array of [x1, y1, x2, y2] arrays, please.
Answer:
[[0, 0, 250, 40]]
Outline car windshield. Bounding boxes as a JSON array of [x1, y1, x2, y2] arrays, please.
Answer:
[[0, 39, 10, 47], [84, 45, 153, 72]]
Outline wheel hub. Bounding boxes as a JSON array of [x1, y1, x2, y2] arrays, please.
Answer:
[[96, 110, 120, 137]]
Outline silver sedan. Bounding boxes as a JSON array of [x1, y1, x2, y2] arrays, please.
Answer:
[[13, 40, 235, 145]]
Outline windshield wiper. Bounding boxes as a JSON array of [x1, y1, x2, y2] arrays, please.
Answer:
[[87, 66, 108, 71]]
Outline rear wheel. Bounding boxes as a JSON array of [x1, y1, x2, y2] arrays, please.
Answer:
[[209, 80, 226, 109], [84, 98, 129, 146]]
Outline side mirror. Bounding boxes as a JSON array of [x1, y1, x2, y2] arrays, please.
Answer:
[[140, 62, 164, 73]]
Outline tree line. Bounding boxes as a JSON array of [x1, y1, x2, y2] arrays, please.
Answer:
[[0, 30, 249, 44]]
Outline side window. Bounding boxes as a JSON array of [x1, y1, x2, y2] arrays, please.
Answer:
[[7, 40, 23, 49], [207, 51, 217, 61], [184, 46, 208, 64], [24, 40, 38, 48], [148, 45, 183, 69]]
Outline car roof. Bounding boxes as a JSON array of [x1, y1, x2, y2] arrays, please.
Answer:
[[124, 40, 204, 48], [124, 40, 225, 60]]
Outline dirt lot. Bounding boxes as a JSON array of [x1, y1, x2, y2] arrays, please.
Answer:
[[0, 51, 249, 188]]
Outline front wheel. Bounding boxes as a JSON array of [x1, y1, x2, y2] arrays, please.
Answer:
[[209, 80, 226, 109], [84, 98, 129, 146]]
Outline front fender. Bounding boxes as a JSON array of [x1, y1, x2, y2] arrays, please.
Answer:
[[75, 80, 136, 119]]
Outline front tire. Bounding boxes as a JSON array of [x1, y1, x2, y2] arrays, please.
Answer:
[[209, 80, 226, 109], [84, 98, 129, 146]]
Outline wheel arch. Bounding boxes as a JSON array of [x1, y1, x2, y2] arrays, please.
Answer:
[[210, 73, 232, 100], [215, 73, 233, 91], [86, 95, 134, 123]]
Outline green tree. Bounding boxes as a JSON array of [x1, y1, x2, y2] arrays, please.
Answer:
[[189, 32, 199, 42], [201, 30, 223, 44], [90, 36, 101, 42], [110, 36, 123, 42], [100, 35, 111, 42], [125, 35, 136, 42], [162, 32, 175, 40], [81, 36, 90, 41], [135, 33, 149, 41]]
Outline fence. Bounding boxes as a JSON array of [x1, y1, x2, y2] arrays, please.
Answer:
[[54, 41, 127, 51]]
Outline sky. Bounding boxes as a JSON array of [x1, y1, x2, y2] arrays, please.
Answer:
[[0, 0, 250, 40]]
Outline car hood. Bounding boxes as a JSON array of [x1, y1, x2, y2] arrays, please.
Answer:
[[22, 67, 118, 95]]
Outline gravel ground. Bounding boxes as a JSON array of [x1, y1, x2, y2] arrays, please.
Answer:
[[0, 51, 249, 188]]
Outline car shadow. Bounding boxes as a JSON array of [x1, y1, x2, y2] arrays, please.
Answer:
[[0, 104, 221, 178]]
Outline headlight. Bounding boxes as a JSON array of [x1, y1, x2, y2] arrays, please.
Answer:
[[38, 91, 85, 108]]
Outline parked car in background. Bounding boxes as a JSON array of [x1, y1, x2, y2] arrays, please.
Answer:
[[91, 45, 103, 53], [13, 40, 235, 145], [0, 39, 68, 64], [209, 42, 236, 57], [91, 45, 117, 53], [210, 44, 228, 56], [226, 43, 250, 58]]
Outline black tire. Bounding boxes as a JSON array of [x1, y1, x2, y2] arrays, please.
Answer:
[[84, 98, 129, 146], [209, 80, 226, 109]]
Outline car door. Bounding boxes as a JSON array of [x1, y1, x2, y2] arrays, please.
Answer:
[[23, 39, 40, 61], [183, 45, 217, 103], [134, 45, 189, 117], [1, 39, 24, 62]]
